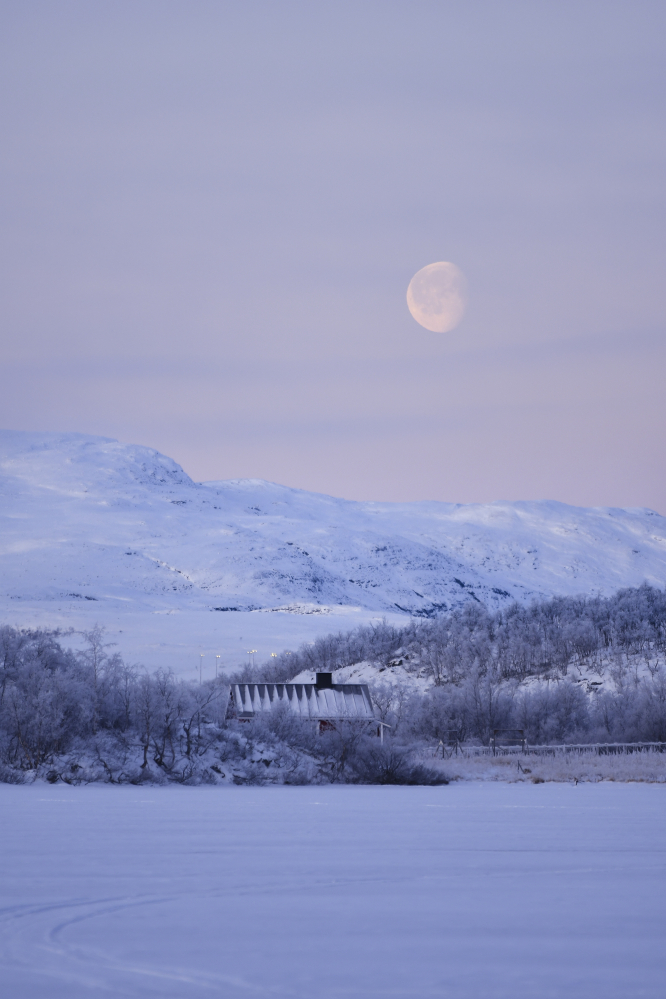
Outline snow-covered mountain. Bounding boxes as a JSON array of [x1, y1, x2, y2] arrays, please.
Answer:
[[2, 430, 666, 672]]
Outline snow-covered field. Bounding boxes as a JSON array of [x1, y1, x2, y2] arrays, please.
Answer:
[[3, 430, 666, 675], [0, 598, 386, 679], [1, 783, 665, 998]]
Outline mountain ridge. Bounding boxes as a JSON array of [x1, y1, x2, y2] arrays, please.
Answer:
[[2, 430, 665, 622]]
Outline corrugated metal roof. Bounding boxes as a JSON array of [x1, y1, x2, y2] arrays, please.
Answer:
[[230, 683, 377, 721]]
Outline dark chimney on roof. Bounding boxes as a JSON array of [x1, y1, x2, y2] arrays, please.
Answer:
[[315, 672, 333, 689]]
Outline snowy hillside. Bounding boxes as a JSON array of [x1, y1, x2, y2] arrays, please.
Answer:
[[2, 430, 666, 672]]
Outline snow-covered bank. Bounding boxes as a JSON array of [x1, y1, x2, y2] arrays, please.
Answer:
[[1, 782, 665, 998], [427, 749, 666, 784]]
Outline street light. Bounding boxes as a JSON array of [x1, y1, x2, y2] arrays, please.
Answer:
[[247, 649, 257, 669], [215, 654, 221, 678], [199, 654, 204, 685]]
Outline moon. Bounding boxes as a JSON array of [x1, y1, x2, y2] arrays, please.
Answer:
[[406, 261, 467, 332]]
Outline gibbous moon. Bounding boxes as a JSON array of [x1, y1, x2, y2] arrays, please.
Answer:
[[406, 261, 467, 332]]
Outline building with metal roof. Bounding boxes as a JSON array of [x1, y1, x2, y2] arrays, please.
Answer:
[[228, 672, 377, 730]]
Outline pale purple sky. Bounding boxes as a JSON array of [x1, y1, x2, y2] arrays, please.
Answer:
[[1, 1, 665, 510]]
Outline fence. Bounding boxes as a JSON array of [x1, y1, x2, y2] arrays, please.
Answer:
[[435, 741, 666, 759], [492, 729, 525, 755]]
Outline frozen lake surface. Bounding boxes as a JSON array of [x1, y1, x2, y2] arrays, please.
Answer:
[[1, 782, 665, 998]]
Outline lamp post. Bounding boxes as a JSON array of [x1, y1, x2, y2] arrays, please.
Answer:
[[215, 654, 221, 679], [247, 649, 257, 669], [199, 654, 204, 685], [378, 721, 391, 745]]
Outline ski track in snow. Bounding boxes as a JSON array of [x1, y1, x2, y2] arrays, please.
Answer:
[[2, 429, 666, 675]]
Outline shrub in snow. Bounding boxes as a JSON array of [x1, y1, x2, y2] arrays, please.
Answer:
[[346, 739, 449, 785]]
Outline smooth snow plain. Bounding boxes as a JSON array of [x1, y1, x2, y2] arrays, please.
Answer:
[[1, 783, 665, 999]]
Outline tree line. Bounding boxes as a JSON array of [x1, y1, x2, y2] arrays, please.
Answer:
[[0, 585, 665, 784], [0, 625, 228, 778], [243, 583, 666, 746], [252, 584, 666, 685]]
